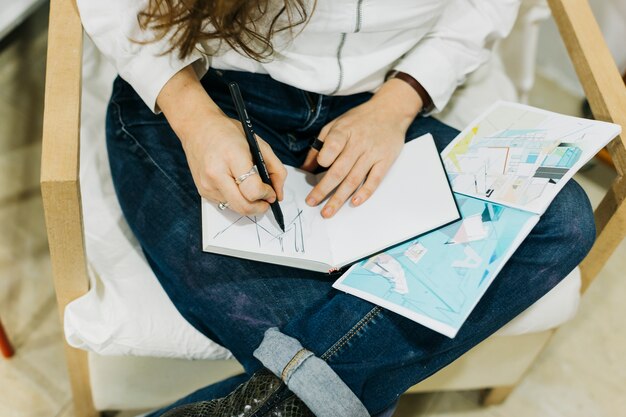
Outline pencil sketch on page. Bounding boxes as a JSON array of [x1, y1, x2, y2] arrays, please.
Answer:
[[211, 187, 310, 254]]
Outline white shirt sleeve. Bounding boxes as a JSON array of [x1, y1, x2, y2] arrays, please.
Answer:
[[394, 0, 521, 113], [77, 0, 210, 112]]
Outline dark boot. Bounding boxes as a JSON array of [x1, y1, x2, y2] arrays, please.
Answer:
[[262, 394, 315, 417], [162, 369, 315, 417]]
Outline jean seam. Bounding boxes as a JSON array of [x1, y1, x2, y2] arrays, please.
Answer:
[[110, 98, 197, 207], [299, 91, 324, 131], [320, 306, 382, 361], [281, 348, 310, 381]]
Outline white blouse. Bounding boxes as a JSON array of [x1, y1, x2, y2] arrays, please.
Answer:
[[77, 0, 521, 113]]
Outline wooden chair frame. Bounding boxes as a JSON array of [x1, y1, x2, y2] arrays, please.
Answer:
[[40, 0, 626, 416]]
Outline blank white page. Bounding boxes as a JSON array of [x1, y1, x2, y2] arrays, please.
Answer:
[[326, 134, 460, 267]]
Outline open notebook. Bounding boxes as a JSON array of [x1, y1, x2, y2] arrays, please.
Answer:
[[202, 134, 460, 272], [334, 102, 621, 337]]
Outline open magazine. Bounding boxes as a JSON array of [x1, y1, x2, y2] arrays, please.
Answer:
[[333, 101, 621, 338]]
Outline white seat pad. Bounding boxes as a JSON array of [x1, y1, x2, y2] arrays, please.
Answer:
[[65, 38, 581, 361]]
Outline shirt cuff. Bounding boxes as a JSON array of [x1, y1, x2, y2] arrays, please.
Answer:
[[120, 46, 210, 113], [393, 39, 459, 115]]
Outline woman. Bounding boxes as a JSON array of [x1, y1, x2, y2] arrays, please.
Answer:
[[78, 1, 595, 416]]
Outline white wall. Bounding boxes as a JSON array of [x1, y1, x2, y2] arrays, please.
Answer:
[[537, 0, 626, 96]]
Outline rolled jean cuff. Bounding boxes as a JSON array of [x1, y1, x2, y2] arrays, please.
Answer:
[[253, 327, 370, 417]]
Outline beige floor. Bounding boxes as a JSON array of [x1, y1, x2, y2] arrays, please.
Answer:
[[1, 6, 625, 417]]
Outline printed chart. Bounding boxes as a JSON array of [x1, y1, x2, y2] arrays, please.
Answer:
[[442, 103, 600, 213]]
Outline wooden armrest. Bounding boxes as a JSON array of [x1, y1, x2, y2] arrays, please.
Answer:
[[40, 1, 97, 416], [548, 0, 626, 291], [41, 0, 82, 186], [41, 0, 86, 310], [548, 0, 626, 173]]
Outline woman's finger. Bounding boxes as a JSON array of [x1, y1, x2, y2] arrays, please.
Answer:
[[258, 139, 288, 201], [197, 183, 227, 206], [229, 157, 277, 204], [320, 155, 371, 218], [218, 175, 270, 216], [306, 146, 360, 206], [351, 160, 391, 206], [238, 175, 277, 203], [300, 146, 320, 172], [316, 125, 348, 168]]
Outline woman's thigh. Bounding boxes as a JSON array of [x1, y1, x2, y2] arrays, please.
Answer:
[[106, 77, 337, 371]]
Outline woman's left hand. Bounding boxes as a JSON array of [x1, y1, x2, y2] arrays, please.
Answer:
[[300, 79, 424, 218]]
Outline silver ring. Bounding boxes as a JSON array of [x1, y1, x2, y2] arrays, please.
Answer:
[[218, 201, 229, 210], [235, 166, 258, 185]]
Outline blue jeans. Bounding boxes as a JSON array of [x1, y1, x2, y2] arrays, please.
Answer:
[[106, 69, 596, 416]]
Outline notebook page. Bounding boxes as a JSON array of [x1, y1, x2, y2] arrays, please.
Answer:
[[202, 166, 332, 266], [326, 134, 460, 268]]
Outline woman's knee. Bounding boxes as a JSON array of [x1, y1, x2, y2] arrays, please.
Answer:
[[537, 179, 596, 265]]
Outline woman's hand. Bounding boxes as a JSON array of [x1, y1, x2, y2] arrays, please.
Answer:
[[158, 66, 287, 216], [181, 114, 287, 216], [301, 79, 423, 218]]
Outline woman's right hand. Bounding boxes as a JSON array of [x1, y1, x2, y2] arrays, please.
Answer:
[[157, 66, 287, 217], [180, 113, 287, 216]]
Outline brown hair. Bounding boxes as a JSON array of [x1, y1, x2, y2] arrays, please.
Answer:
[[138, 0, 311, 61]]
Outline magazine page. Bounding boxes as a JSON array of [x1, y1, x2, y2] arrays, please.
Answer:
[[441, 101, 621, 214], [333, 193, 540, 338]]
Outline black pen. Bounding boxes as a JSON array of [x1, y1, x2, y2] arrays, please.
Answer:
[[228, 82, 286, 232]]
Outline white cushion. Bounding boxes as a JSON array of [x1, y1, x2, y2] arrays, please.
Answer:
[[66, 37, 230, 360], [65, 37, 581, 360]]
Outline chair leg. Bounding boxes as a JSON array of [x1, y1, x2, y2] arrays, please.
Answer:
[[63, 345, 99, 417], [481, 385, 515, 406], [0, 318, 15, 358]]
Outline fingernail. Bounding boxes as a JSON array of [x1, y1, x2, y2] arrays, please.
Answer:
[[352, 196, 362, 205], [306, 196, 316, 206], [322, 206, 334, 217]]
